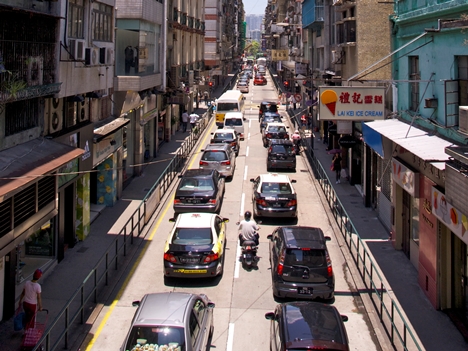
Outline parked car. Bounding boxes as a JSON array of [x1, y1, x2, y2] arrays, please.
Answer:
[[253, 75, 267, 85], [260, 112, 283, 132], [267, 139, 296, 171], [210, 129, 240, 156], [258, 101, 278, 120], [121, 292, 215, 351], [237, 81, 249, 93], [262, 122, 289, 147], [164, 212, 229, 278], [173, 169, 225, 214], [267, 226, 335, 300], [200, 143, 236, 179], [223, 111, 245, 140], [265, 301, 349, 351], [250, 173, 297, 219]]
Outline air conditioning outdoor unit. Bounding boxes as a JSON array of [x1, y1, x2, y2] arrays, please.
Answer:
[[459, 106, 468, 134], [69, 39, 85, 60], [85, 48, 100, 65], [78, 99, 89, 122], [46, 98, 64, 134]]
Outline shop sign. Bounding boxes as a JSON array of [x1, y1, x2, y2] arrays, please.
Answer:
[[392, 158, 418, 197], [337, 120, 352, 134], [140, 108, 158, 126], [271, 50, 289, 61], [432, 187, 468, 244], [295, 63, 307, 75], [319, 86, 385, 121], [94, 129, 122, 166], [338, 135, 358, 148]]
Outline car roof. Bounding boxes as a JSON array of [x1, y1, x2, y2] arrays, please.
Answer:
[[280, 302, 347, 346], [260, 101, 278, 106], [266, 122, 287, 127], [238, 82, 248, 85], [259, 173, 292, 183], [263, 112, 281, 118], [279, 226, 327, 249], [269, 139, 293, 146], [134, 292, 194, 327], [182, 169, 216, 178], [204, 143, 230, 151], [176, 212, 216, 228], [215, 129, 236, 135], [224, 112, 243, 118]]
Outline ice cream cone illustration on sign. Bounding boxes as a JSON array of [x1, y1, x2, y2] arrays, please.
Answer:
[[321, 90, 338, 115]]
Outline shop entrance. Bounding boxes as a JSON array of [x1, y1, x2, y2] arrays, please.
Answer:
[[451, 234, 468, 328], [402, 191, 411, 258]]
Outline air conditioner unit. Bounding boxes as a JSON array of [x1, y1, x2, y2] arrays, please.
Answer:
[[459, 106, 468, 134], [46, 98, 63, 134], [84, 48, 99, 65], [106, 48, 113, 64], [69, 39, 85, 60], [26, 56, 43, 86], [78, 99, 89, 122]]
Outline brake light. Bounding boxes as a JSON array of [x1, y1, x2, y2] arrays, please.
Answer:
[[286, 199, 297, 207], [173, 199, 181, 204], [164, 253, 177, 263], [208, 199, 217, 204], [203, 252, 219, 263], [326, 252, 333, 277], [200, 161, 208, 166], [230, 142, 237, 147], [256, 199, 267, 206], [221, 160, 230, 165], [266, 133, 272, 138], [277, 250, 285, 276], [268, 147, 272, 152]]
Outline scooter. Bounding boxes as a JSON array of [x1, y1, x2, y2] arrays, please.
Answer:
[[241, 239, 259, 268]]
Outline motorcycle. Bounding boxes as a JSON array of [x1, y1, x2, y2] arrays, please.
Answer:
[[292, 137, 302, 154], [236, 221, 261, 269]]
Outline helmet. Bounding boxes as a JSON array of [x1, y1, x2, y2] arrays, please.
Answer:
[[294, 130, 299, 134], [33, 269, 42, 280], [244, 211, 252, 220]]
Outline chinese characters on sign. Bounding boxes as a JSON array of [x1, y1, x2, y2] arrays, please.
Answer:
[[271, 50, 289, 61], [319, 86, 386, 121]]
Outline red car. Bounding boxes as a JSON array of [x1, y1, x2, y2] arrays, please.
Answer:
[[254, 75, 267, 85]]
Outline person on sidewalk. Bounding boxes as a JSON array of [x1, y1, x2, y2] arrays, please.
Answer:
[[181, 110, 189, 132], [19, 269, 43, 328], [332, 153, 342, 184], [189, 112, 199, 131], [204, 91, 209, 105]]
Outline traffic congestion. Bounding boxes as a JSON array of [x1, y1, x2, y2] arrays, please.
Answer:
[[85, 60, 381, 351]]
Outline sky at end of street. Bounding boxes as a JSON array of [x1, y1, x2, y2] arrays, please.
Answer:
[[244, 0, 267, 15]]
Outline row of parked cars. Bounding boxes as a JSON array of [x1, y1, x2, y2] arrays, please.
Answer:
[[120, 72, 350, 351]]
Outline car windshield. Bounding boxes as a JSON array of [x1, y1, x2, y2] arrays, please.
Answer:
[[268, 126, 286, 133], [178, 178, 214, 191], [125, 326, 185, 351], [217, 103, 239, 111], [261, 104, 278, 113], [202, 151, 228, 161], [225, 119, 242, 126], [260, 182, 292, 194], [213, 132, 234, 140], [172, 228, 213, 245], [263, 116, 281, 124], [271, 145, 294, 154], [285, 249, 326, 267]]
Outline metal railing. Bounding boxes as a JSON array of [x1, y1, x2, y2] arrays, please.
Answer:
[[295, 121, 423, 351], [30, 112, 213, 351]]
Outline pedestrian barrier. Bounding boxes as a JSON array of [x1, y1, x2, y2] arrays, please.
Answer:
[[29, 112, 214, 351]]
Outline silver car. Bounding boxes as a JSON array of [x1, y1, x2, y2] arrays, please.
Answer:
[[199, 143, 236, 179], [121, 292, 215, 351]]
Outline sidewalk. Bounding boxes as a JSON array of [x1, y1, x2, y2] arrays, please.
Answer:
[[0, 80, 232, 351]]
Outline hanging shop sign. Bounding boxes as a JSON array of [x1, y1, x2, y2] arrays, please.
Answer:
[[432, 187, 468, 245], [319, 86, 385, 121], [271, 50, 289, 61], [295, 63, 307, 75], [338, 135, 358, 148], [392, 158, 419, 197], [337, 120, 352, 134]]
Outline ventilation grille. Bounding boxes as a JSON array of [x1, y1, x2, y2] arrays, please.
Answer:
[[0, 198, 12, 239], [38, 176, 55, 210], [14, 184, 36, 227]]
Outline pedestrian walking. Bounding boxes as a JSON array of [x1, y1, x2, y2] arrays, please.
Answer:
[[181, 110, 189, 132], [332, 153, 342, 184], [291, 95, 297, 110], [301, 114, 307, 128], [204, 91, 209, 105], [18, 269, 43, 328], [189, 112, 199, 131]]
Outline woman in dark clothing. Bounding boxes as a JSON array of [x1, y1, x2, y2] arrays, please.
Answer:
[[332, 153, 342, 184]]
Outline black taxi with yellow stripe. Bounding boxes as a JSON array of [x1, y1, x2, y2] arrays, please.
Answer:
[[164, 213, 229, 278]]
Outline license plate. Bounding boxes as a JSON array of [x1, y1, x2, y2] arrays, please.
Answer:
[[180, 257, 199, 263], [298, 287, 313, 295], [187, 199, 200, 204], [272, 203, 281, 208], [174, 269, 207, 274]]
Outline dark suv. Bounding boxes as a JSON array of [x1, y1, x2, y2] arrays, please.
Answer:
[[267, 139, 296, 171], [265, 301, 349, 351], [267, 226, 334, 300], [258, 101, 278, 121]]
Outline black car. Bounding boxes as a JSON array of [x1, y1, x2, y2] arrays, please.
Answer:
[[265, 301, 349, 351], [262, 122, 289, 147], [267, 226, 335, 300], [173, 169, 225, 214], [210, 129, 240, 156], [258, 101, 278, 121], [260, 112, 283, 132], [267, 139, 296, 171]]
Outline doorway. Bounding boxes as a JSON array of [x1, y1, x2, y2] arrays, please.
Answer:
[[451, 234, 468, 328], [402, 191, 411, 258]]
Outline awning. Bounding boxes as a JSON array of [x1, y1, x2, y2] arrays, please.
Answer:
[[0, 139, 84, 200], [93, 117, 130, 143], [364, 119, 454, 164]]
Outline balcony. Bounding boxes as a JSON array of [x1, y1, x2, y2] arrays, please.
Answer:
[[337, 18, 356, 46]]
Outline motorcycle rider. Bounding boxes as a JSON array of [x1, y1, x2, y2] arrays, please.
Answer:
[[238, 211, 260, 246], [292, 130, 302, 153]]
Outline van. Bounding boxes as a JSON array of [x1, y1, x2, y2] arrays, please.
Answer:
[[215, 90, 245, 127], [224, 112, 245, 140]]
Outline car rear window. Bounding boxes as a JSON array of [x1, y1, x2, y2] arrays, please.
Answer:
[[268, 126, 286, 133], [271, 145, 294, 154], [285, 249, 326, 267], [260, 182, 292, 194], [213, 132, 234, 140], [173, 228, 212, 245], [125, 326, 186, 351], [261, 104, 278, 113], [217, 103, 239, 110], [179, 178, 214, 191], [225, 119, 242, 126], [202, 151, 228, 161]]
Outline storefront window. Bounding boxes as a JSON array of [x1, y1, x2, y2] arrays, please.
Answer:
[[25, 221, 54, 257], [412, 197, 420, 244]]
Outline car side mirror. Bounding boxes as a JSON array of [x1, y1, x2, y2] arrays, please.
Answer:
[[324, 236, 331, 241], [341, 315, 349, 322], [265, 312, 275, 320], [250, 178, 255, 182], [178, 174, 183, 178], [132, 300, 141, 307], [211, 132, 214, 135], [169, 218, 175, 222], [223, 218, 229, 223], [267, 234, 272, 240], [243, 117, 247, 121], [201, 149, 205, 152], [291, 179, 297, 183], [207, 302, 216, 309]]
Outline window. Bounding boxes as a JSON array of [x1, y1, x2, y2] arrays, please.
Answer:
[[409, 56, 420, 112], [5, 99, 39, 136], [68, 0, 84, 39], [93, 2, 113, 42], [189, 311, 200, 347]]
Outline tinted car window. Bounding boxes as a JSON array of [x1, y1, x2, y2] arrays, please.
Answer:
[[225, 119, 242, 126], [202, 151, 228, 161], [218, 102, 239, 110], [285, 249, 326, 267], [213, 132, 235, 140], [261, 183, 292, 194], [172, 228, 212, 245], [125, 326, 185, 351], [271, 145, 294, 154], [179, 178, 214, 191], [268, 126, 286, 133]]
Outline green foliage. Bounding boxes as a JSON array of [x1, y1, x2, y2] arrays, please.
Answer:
[[1, 71, 27, 98], [247, 41, 261, 57]]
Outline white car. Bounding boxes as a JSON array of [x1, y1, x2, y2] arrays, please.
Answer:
[[262, 122, 290, 147], [237, 81, 249, 93], [164, 213, 230, 278]]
